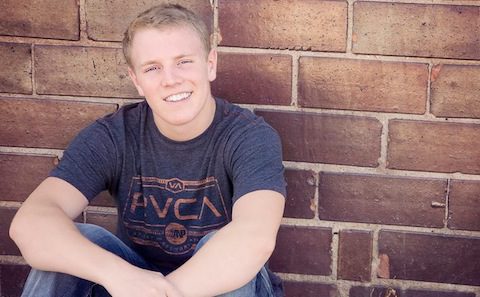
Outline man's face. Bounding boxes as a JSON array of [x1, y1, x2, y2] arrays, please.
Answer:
[[128, 25, 217, 140]]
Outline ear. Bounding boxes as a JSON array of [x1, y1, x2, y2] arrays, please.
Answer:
[[128, 67, 145, 97], [207, 48, 217, 82]]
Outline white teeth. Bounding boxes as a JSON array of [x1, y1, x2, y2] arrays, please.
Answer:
[[165, 92, 191, 102]]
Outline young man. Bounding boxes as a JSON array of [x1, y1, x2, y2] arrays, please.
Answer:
[[10, 4, 286, 297]]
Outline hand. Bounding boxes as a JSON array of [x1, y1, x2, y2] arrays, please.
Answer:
[[103, 266, 184, 297]]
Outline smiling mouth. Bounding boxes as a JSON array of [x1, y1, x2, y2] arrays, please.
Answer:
[[164, 92, 192, 102]]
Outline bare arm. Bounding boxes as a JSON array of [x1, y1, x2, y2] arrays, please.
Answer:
[[166, 189, 285, 297], [10, 177, 182, 297]]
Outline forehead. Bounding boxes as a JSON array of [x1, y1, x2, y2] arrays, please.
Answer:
[[130, 25, 206, 65]]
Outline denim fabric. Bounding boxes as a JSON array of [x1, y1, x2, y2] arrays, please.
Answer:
[[21, 223, 274, 297]]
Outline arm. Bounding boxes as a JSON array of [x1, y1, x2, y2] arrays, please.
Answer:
[[10, 177, 182, 297], [167, 189, 285, 297]]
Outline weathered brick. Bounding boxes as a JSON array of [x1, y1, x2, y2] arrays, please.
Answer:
[[353, 2, 480, 59], [218, 0, 347, 52], [256, 111, 381, 167], [431, 64, 480, 118], [0, 264, 30, 297], [0, 43, 32, 94], [270, 226, 332, 275], [284, 169, 316, 219], [0, 208, 20, 255], [35, 45, 138, 98], [86, 0, 212, 41], [448, 180, 480, 231], [0, 98, 117, 149], [85, 211, 118, 234], [318, 173, 446, 227], [350, 286, 402, 297], [91, 191, 116, 207], [0, 154, 56, 202], [404, 289, 475, 297], [212, 53, 292, 105], [0, 0, 79, 40], [379, 230, 480, 286], [388, 120, 480, 174], [298, 57, 427, 114], [338, 230, 372, 282], [284, 281, 338, 297]]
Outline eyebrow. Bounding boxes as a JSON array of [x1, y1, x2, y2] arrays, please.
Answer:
[[139, 54, 196, 68]]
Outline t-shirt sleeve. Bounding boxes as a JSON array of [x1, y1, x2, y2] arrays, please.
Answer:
[[228, 120, 286, 203], [49, 121, 117, 202]]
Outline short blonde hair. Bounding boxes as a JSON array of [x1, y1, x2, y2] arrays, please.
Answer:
[[122, 4, 211, 67]]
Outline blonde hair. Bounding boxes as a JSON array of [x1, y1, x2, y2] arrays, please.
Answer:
[[122, 4, 211, 67]]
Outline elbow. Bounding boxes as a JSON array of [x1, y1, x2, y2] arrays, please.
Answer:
[[256, 236, 277, 263]]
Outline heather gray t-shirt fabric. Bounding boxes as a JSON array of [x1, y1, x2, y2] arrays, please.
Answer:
[[50, 97, 286, 275]]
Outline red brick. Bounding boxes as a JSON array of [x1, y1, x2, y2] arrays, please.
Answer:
[[270, 226, 332, 275], [379, 230, 480, 286], [284, 281, 338, 297], [86, 0, 213, 41], [318, 173, 446, 227], [212, 53, 292, 105], [0, 207, 20, 255], [338, 230, 372, 282], [388, 120, 480, 174], [0, 0, 79, 40], [353, 2, 480, 59], [90, 191, 116, 207], [85, 211, 118, 234], [0, 154, 56, 202], [448, 180, 480, 231], [0, 43, 32, 94], [0, 98, 117, 149], [404, 289, 475, 297], [218, 0, 347, 52], [350, 286, 402, 297], [431, 64, 480, 118], [0, 264, 30, 297], [284, 169, 316, 219], [35, 45, 138, 98], [299, 57, 427, 114], [256, 111, 381, 167]]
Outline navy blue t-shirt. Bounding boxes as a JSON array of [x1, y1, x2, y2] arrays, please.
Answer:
[[51, 97, 286, 274]]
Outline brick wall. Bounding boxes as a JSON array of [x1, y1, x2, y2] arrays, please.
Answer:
[[0, 0, 479, 296]]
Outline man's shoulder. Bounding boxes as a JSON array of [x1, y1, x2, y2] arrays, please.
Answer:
[[98, 101, 147, 126]]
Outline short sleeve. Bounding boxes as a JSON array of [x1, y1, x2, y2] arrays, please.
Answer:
[[228, 120, 286, 203], [50, 122, 117, 202]]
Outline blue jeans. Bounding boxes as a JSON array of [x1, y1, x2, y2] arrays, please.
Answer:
[[21, 223, 275, 297]]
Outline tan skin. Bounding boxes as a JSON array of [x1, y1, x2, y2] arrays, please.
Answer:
[[10, 24, 285, 297]]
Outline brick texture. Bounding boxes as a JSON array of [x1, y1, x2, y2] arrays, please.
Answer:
[[448, 180, 480, 231], [35, 45, 138, 98], [337, 230, 372, 282], [388, 120, 480, 174], [270, 226, 332, 275], [353, 2, 480, 59], [0, 43, 32, 94], [298, 57, 427, 114], [86, 0, 213, 41], [404, 289, 475, 297], [256, 111, 382, 167], [431, 64, 480, 118], [350, 286, 402, 297], [0, 154, 56, 202], [0, 0, 79, 40], [284, 281, 338, 297], [219, 0, 347, 52], [318, 173, 446, 227], [284, 169, 316, 219], [0, 208, 20, 256], [0, 98, 117, 149], [379, 230, 480, 286], [0, 264, 30, 297], [212, 53, 292, 105], [85, 212, 118, 234], [90, 191, 116, 207]]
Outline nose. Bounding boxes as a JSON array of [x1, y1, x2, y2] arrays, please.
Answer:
[[161, 66, 182, 87]]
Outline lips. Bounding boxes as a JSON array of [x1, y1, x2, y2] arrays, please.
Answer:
[[164, 92, 192, 102]]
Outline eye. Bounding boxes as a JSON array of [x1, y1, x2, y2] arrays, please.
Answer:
[[145, 66, 160, 73], [178, 59, 193, 66]]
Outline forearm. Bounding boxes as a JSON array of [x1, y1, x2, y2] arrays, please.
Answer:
[[166, 220, 276, 297]]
